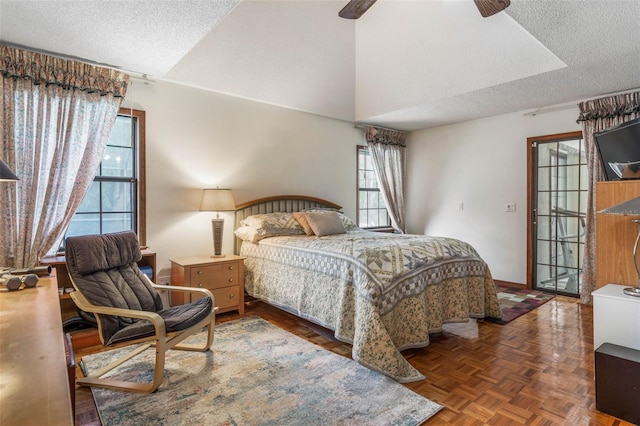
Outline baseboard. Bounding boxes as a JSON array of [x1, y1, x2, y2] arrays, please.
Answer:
[[493, 280, 526, 289]]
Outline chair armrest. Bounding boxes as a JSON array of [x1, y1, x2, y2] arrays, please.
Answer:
[[69, 290, 166, 334], [151, 283, 214, 299]]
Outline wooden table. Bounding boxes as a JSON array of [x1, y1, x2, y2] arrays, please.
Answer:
[[0, 273, 74, 425]]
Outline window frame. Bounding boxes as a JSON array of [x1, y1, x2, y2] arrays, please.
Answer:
[[356, 145, 392, 231], [61, 107, 146, 249]]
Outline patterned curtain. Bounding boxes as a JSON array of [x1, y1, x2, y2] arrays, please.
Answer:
[[364, 126, 407, 233], [0, 44, 129, 268], [577, 91, 640, 303]]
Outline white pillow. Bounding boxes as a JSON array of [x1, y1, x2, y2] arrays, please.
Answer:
[[304, 211, 346, 236]]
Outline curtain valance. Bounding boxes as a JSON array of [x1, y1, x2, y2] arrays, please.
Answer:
[[0, 44, 129, 97], [365, 126, 407, 146], [577, 92, 640, 122]]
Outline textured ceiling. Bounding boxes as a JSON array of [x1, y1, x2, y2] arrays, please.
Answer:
[[1, 0, 639, 131]]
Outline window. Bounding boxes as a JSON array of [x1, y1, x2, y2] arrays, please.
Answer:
[[63, 108, 146, 247], [357, 146, 391, 229]]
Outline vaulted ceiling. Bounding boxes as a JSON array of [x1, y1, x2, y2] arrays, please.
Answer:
[[1, 0, 639, 131]]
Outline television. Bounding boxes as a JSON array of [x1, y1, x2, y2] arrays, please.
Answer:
[[594, 117, 640, 181]]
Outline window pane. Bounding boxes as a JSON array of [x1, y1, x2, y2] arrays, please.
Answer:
[[76, 181, 100, 213], [359, 190, 367, 209], [378, 209, 388, 226], [366, 171, 377, 188], [359, 210, 368, 228], [103, 213, 133, 234], [102, 145, 133, 178], [102, 182, 133, 212], [359, 170, 366, 188], [108, 116, 133, 148], [367, 191, 377, 209], [66, 214, 101, 237]]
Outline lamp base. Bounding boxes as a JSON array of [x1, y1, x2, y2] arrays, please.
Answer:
[[623, 286, 640, 297], [210, 254, 226, 258], [211, 218, 224, 257]]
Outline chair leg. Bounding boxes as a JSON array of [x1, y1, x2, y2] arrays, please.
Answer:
[[78, 311, 216, 393], [173, 309, 217, 352], [78, 342, 165, 393]]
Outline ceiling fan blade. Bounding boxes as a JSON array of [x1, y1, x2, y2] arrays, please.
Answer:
[[473, 0, 511, 17], [339, 0, 377, 19]]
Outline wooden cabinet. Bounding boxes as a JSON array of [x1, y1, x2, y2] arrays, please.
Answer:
[[595, 181, 640, 289], [40, 249, 156, 321], [170, 255, 245, 314]]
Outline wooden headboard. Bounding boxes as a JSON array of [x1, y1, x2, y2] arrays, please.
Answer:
[[234, 195, 342, 254]]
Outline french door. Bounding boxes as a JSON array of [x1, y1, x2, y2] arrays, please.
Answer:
[[528, 131, 587, 297]]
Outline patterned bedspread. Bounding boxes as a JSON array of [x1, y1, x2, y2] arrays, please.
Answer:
[[240, 229, 502, 382]]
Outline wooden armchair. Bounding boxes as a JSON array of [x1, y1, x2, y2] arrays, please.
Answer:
[[65, 231, 217, 393]]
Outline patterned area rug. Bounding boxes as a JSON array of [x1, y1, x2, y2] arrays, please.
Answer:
[[81, 316, 442, 426], [489, 284, 556, 325]]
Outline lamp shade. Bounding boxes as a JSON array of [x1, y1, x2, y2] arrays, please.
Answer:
[[0, 159, 19, 181], [598, 197, 640, 215], [199, 188, 235, 212]]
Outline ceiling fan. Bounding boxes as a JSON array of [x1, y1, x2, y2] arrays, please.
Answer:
[[338, 0, 511, 20]]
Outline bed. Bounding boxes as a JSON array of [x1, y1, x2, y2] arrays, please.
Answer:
[[234, 195, 502, 383]]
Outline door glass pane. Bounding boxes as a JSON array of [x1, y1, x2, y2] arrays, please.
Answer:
[[533, 135, 586, 297]]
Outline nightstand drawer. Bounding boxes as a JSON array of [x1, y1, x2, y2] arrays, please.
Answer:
[[210, 286, 241, 310], [191, 272, 239, 290], [190, 263, 238, 282]]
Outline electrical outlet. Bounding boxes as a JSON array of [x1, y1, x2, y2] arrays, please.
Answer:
[[157, 275, 171, 286], [506, 203, 516, 213]]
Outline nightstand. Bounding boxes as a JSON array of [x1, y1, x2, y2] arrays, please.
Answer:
[[170, 255, 245, 314]]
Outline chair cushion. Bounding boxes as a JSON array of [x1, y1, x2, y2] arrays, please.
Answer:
[[66, 231, 142, 275], [106, 296, 213, 346], [65, 232, 164, 344]]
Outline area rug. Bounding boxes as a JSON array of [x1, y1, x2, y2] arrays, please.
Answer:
[[489, 284, 556, 325], [81, 316, 442, 426]]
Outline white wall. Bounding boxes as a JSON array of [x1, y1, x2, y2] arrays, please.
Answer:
[[121, 81, 361, 281], [121, 78, 585, 287], [406, 107, 581, 284]]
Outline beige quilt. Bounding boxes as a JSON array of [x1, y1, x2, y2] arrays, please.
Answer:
[[241, 230, 502, 382]]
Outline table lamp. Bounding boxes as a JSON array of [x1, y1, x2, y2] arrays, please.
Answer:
[[598, 196, 640, 297], [199, 188, 235, 257]]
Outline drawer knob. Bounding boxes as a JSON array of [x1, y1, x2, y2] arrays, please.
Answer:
[[228, 265, 234, 270], [228, 278, 234, 283], [198, 283, 203, 287], [229, 293, 235, 299], [197, 270, 203, 275]]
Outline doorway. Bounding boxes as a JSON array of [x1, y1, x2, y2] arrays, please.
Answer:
[[528, 131, 587, 297]]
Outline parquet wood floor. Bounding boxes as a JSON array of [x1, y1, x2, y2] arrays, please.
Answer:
[[73, 295, 634, 425]]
